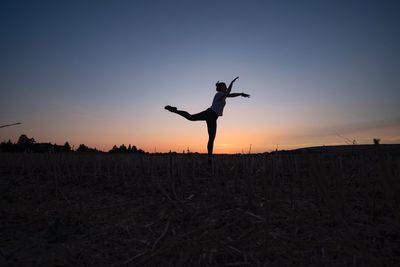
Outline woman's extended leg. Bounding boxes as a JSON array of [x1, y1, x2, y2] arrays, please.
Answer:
[[165, 106, 208, 121], [206, 118, 217, 157]]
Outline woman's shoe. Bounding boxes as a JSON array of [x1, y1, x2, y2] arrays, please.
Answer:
[[164, 105, 177, 112]]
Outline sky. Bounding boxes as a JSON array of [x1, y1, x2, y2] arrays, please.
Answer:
[[1, 0, 399, 153]]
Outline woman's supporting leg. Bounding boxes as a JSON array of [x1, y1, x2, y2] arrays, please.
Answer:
[[206, 119, 217, 157]]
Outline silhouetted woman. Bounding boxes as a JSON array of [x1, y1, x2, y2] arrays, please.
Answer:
[[165, 76, 250, 160]]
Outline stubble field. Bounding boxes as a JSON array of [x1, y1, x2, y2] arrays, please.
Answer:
[[1, 151, 399, 266]]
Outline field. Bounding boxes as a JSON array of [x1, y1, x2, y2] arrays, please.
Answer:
[[1, 150, 399, 266]]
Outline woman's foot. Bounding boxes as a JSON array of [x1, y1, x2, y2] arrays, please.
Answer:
[[164, 105, 177, 112]]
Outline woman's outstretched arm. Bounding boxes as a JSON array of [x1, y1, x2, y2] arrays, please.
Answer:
[[226, 92, 250, 98], [227, 76, 239, 93]]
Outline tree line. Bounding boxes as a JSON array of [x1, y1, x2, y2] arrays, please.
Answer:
[[0, 134, 145, 154]]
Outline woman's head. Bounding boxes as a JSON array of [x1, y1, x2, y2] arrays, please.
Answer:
[[215, 81, 227, 92]]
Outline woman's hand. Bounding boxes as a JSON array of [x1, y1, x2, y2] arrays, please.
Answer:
[[241, 93, 250, 98]]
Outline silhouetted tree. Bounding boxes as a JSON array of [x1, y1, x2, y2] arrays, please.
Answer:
[[0, 140, 14, 152], [63, 142, 71, 152], [120, 144, 127, 152], [17, 134, 35, 146], [76, 144, 98, 153], [76, 144, 88, 152], [373, 138, 380, 145], [109, 145, 119, 153], [108, 144, 145, 154], [16, 134, 36, 152]]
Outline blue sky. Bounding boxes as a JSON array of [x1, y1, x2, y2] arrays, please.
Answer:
[[1, 0, 399, 152]]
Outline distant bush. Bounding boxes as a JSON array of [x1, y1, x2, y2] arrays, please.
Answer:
[[76, 144, 100, 153]]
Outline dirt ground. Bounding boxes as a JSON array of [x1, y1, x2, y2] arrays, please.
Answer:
[[1, 153, 399, 266]]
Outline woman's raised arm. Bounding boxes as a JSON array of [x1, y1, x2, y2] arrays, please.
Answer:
[[227, 76, 239, 93]]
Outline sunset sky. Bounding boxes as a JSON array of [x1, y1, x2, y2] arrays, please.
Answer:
[[1, 0, 399, 153]]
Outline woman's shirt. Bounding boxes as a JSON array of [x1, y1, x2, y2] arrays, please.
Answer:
[[210, 92, 227, 116]]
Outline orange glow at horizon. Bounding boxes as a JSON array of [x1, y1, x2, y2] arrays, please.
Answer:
[[1, 119, 399, 153], [55, 120, 400, 153]]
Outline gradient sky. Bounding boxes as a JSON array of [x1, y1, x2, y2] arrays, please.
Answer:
[[1, 0, 399, 153]]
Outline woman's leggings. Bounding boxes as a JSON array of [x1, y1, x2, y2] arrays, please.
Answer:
[[174, 108, 218, 157]]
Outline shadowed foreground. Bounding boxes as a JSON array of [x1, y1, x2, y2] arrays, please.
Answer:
[[1, 151, 399, 266]]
